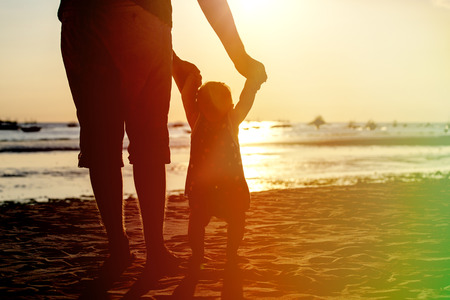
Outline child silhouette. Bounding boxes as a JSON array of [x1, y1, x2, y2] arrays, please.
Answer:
[[181, 71, 265, 267]]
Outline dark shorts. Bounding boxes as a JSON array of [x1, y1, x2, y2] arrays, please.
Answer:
[[60, 1, 172, 168]]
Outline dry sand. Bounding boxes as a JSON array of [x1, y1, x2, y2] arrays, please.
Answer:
[[1, 177, 450, 299]]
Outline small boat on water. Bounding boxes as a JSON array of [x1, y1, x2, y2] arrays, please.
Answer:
[[20, 125, 42, 132], [365, 120, 377, 131], [271, 123, 292, 129]]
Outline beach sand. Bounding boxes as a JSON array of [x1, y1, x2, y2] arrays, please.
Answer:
[[1, 176, 450, 299]]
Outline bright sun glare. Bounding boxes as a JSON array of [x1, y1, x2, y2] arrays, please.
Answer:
[[233, 0, 271, 15]]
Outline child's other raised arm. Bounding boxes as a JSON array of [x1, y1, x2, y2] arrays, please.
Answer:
[[230, 79, 262, 126], [182, 73, 202, 129], [172, 52, 202, 128], [173, 51, 200, 93]]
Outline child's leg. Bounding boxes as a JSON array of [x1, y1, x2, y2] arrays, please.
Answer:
[[188, 208, 209, 263], [226, 211, 245, 261]]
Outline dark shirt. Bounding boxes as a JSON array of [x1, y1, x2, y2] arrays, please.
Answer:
[[185, 114, 250, 219], [58, 0, 172, 26]]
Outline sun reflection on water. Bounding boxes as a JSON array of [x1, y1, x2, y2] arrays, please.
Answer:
[[238, 121, 290, 145]]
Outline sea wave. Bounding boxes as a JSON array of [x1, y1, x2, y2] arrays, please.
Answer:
[[0, 140, 80, 153], [1, 135, 449, 153], [1, 122, 449, 152]]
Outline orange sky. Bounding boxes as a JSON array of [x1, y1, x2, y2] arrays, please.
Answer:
[[1, 0, 450, 123]]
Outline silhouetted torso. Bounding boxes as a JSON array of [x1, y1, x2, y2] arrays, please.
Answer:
[[58, 0, 172, 26]]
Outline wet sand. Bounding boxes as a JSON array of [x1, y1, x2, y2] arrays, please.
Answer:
[[1, 176, 450, 299]]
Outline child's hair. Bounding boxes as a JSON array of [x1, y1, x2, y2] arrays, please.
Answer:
[[197, 81, 233, 121]]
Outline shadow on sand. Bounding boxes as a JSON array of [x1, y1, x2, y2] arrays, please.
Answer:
[[172, 264, 244, 300], [77, 261, 244, 299]]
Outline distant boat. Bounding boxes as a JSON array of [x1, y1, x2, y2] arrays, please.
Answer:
[[67, 122, 78, 128], [347, 121, 359, 129], [20, 125, 41, 132], [308, 116, 326, 129]]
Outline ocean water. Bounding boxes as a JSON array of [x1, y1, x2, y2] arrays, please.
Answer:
[[1, 121, 449, 203]]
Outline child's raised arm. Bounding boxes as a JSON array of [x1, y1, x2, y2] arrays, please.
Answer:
[[230, 79, 262, 126]]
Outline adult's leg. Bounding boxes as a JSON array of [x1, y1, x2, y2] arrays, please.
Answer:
[[133, 162, 181, 282], [89, 165, 129, 257], [60, 6, 128, 258], [114, 6, 173, 270], [122, 163, 171, 297], [80, 165, 134, 295], [95, 2, 174, 274], [133, 162, 167, 260]]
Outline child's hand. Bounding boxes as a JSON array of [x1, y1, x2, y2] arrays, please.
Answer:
[[245, 77, 264, 92]]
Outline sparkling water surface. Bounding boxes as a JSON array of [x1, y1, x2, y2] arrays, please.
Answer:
[[1, 121, 449, 202]]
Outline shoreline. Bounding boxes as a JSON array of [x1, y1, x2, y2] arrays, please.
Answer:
[[1, 168, 449, 205], [1, 176, 450, 298]]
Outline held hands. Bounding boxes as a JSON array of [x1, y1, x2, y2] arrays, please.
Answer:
[[245, 77, 264, 93], [234, 53, 267, 86], [242, 58, 267, 93], [232, 58, 265, 126], [182, 71, 202, 101], [173, 52, 202, 93]]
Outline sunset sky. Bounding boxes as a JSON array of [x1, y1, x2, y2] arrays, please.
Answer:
[[1, 0, 450, 123]]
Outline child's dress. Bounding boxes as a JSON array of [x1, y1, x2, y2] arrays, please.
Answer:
[[185, 113, 250, 220]]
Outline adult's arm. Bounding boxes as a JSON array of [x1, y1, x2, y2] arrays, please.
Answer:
[[197, 0, 267, 83]]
